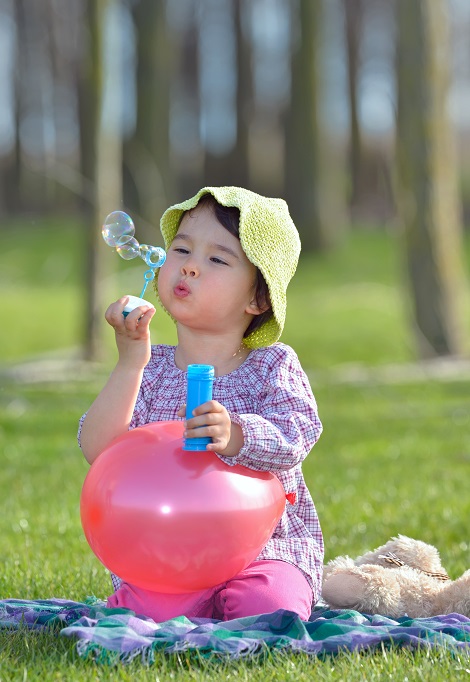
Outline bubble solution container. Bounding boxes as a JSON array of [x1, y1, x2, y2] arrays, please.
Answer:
[[184, 364, 215, 451]]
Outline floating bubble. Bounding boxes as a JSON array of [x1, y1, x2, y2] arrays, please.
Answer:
[[139, 244, 166, 268], [102, 211, 135, 247], [116, 237, 140, 260], [101, 210, 166, 301]]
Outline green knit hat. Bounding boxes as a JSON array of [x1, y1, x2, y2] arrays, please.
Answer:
[[154, 186, 301, 349]]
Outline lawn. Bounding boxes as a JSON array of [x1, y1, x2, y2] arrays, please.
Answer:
[[0, 217, 469, 679]]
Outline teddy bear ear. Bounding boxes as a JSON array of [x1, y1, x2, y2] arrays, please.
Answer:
[[378, 551, 406, 568]]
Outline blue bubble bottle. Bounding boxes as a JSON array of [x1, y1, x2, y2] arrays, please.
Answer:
[[184, 364, 215, 451]]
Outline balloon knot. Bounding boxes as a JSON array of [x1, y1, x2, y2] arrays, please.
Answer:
[[285, 492, 296, 505]]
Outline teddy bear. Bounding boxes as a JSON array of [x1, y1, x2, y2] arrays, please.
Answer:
[[321, 535, 470, 618]]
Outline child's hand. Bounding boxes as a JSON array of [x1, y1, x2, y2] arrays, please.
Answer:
[[178, 400, 243, 457], [105, 297, 156, 369]]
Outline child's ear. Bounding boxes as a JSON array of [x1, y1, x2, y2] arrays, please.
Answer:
[[246, 298, 270, 316]]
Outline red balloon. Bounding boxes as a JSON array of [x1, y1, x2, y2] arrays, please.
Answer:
[[80, 421, 286, 593]]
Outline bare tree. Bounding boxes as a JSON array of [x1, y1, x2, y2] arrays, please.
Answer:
[[170, 0, 202, 198], [0, 0, 22, 214], [124, 0, 174, 240], [203, 0, 251, 187], [395, 0, 467, 357], [285, 0, 334, 251], [79, 0, 122, 361], [343, 0, 365, 218], [5, 0, 51, 212]]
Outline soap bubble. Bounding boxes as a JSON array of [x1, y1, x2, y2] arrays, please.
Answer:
[[101, 210, 167, 299], [139, 244, 166, 268], [116, 237, 140, 260], [102, 211, 135, 247]]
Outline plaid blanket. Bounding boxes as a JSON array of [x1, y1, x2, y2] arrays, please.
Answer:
[[1, 599, 469, 662]]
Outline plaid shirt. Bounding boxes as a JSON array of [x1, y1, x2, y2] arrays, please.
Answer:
[[79, 342, 324, 594]]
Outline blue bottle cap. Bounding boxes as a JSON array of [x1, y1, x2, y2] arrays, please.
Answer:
[[187, 364, 215, 379]]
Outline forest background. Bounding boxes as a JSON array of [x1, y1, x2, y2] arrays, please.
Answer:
[[1, 0, 470, 366]]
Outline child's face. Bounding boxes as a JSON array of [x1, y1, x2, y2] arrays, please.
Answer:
[[158, 203, 261, 338]]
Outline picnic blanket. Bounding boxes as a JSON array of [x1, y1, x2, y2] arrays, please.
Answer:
[[1, 598, 469, 662]]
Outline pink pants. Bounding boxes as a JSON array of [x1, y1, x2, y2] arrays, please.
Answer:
[[107, 560, 313, 622]]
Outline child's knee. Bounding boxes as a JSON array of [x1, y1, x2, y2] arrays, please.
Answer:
[[218, 560, 313, 621]]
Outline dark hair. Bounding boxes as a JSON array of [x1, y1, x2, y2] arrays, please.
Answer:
[[191, 193, 273, 339]]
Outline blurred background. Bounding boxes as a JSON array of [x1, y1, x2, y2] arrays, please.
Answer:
[[0, 0, 470, 374]]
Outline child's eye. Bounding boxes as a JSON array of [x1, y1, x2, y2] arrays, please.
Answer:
[[210, 257, 228, 265], [173, 247, 190, 255]]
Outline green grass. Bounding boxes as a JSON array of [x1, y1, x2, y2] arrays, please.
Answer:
[[311, 380, 470, 572], [0, 379, 469, 679], [0, 638, 469, 681], [286, 231, 415, 367], [0, 217, 469, 678]]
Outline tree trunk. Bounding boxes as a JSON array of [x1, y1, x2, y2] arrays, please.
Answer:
[[203, 0, 251, 188], [285, 0, 334, 251], [0, 0, 22, 215], [124, 0, 174, 242], [172, 0, 202, 199], [79, 0, 122, 361], [7, 0, 51, 212], [395, 0, 467, 357], [343, 0, 365, 218]]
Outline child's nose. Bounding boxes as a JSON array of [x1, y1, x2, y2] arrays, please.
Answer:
[[181, 260, 199, 277]]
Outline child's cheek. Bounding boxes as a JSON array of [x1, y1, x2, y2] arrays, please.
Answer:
[[157, 262, 170, 293]]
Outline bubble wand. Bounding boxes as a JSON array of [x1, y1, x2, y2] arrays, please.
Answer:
[[102, 211, 166, 316]]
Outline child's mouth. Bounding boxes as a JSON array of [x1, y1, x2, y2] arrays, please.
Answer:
[[174, 282, 190, 298]]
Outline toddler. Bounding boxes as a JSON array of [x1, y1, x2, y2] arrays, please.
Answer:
[[79, 186, 323, 622]]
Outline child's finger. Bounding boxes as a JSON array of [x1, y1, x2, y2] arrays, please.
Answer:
[[126, 305, 155, 322], [191, 400, 222, 417], [185, 411, 219, 430], [124, 306, 155, 331], [206, 441, 226, 452], [105, 298, 129, 326]]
